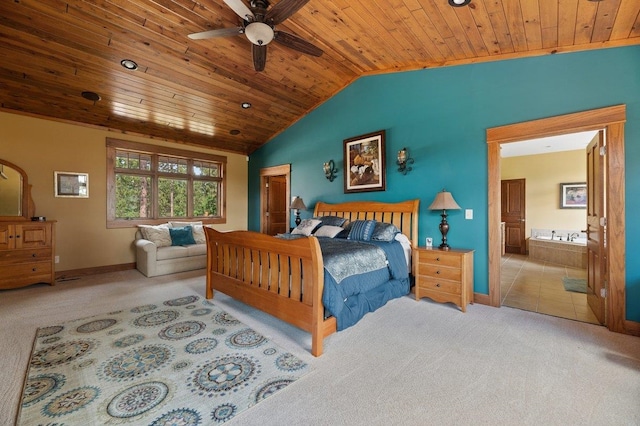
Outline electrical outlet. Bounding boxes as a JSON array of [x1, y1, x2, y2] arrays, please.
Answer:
[[465, 209, 473, 220], [55, 256, 60, 264]]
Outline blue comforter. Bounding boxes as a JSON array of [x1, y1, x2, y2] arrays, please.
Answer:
[[317, 238, 410, 330]]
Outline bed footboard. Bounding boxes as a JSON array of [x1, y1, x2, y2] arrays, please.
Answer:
[[204, 227, 336, 356]]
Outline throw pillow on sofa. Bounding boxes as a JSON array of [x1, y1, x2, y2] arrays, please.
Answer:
[[169, 221, 206, 244], [138, 224, 172, 247], [169, 226, 197, 246]]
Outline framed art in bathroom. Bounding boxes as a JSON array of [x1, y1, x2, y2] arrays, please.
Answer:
[[559, 182, 586, 209]]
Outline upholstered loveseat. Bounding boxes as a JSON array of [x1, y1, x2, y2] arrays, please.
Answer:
[[134, 221, 208, 277]]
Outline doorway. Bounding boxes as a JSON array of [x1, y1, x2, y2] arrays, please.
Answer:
[[499, 136, 597, 324], [259, 164, 291, 235], [486, 105, 627, 334]]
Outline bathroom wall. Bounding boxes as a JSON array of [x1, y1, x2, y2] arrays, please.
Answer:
[[501, 149, 586, 238]]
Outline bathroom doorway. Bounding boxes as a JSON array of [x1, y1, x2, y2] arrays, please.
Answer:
[[499, 137, 595, 323], [486, 105, 627, 334]]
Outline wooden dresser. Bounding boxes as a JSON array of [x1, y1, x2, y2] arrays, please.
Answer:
[[0, 221, 56, 289], [414, 247, 474, 312]]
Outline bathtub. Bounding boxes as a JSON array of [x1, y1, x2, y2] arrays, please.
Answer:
[[528, 236, 587, 268], [532, 235, 587, 245]]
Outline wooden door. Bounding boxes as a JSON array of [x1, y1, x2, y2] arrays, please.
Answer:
[[265, 175, 287, 235], [501, 179, 526, 254], [586, 132, 606, 324]]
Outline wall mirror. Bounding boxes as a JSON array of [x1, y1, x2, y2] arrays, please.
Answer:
[[0, 159, 34, 221]]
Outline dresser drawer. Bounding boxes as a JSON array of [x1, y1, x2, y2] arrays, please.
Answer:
[[0, 261, 53, 288], [417, 263, 461, 281], [418, 251, 462, 268], [0, 248, 52, 265], [417, 277, 461, 295]]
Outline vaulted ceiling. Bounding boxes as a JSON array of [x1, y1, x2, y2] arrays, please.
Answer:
[[1, 0, 639, 155]]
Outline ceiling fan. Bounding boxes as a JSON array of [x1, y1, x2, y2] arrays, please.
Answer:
[[188, 0, 323, 72]]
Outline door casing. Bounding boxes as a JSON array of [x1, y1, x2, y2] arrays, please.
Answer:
[[486, 105, 627, 334], [260, 164, 291, 234]]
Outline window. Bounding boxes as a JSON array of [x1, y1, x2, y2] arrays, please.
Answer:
[[107, 139, 226, 228]]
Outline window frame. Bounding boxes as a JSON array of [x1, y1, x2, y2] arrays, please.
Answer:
[[106, 138, 226, 228]]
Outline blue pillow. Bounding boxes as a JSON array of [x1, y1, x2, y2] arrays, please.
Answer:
[[315, 215, 347, 228], [372, 222, 400, 242], [169, 226, 196, 246], [348, 220, 377, 241]]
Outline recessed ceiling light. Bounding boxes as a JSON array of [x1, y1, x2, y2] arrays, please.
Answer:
[[448, 0, 471, 6], [230, 129, 241, 135], [81, 91, 101, 101], [120, 59, 138, 70], [241, 102, 251, 109]]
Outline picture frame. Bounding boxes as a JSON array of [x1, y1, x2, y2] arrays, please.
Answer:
[[55, 171, 89, 198], [343, 130, 386, 193], [559, 182, 586, 209]]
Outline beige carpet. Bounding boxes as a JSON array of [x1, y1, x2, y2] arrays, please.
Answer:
[[1, 269, 639, 425]]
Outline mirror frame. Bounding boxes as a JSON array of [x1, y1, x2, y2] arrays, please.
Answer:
[[0, 159, 34, 221]]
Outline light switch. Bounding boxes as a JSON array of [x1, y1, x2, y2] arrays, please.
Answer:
[[465, 209, 473, 220]]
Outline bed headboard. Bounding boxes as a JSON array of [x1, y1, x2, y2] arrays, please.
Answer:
[[313, 199, 419, 248]]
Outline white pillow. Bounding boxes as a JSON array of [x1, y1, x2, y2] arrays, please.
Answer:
[[169, 221, 205, 244], [313, 225, 344, 238], [291, 219, 322, 236], [138, 224, 172, 247], [169, 221, 203, 227]]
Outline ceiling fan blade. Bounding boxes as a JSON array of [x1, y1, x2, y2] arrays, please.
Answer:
[[223, 0, 255, 20], [188, 27, 243, 40], [266, 0, 310, 25], [274, 31, 323, 57], [252, 44, 267, 72]]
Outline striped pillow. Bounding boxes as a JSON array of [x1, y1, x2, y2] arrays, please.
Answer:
[[347, 220, 377, 241]]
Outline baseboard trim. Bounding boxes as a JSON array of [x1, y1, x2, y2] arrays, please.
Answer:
[[55, 263, 136, 281], [624, 320, 640, 337]]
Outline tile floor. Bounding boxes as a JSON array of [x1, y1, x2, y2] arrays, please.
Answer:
[[500, 253, 600, 325]]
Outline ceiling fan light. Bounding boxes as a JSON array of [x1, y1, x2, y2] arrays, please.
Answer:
[[245, 22, 274, 46]]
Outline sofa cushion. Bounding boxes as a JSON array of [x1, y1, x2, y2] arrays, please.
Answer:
[[169, 221, 206, 244], [138, 224, 172, 247], [186, 244, 207, 256], [169, 226, 196, 246], [157, 245, 189, 261]]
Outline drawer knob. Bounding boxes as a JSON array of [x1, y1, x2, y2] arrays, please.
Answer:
[[436, 283, 441, 287], [32, 268, 37, 272], [436, 270, 441, 274], [32, 253, 37, 257], [436, 257, 440, 261]]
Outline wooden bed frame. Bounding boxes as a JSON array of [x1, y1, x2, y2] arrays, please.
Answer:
[[204, 199, 419, 356]]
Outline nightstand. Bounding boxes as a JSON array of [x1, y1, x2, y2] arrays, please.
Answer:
[[414, 247, 474, 312]]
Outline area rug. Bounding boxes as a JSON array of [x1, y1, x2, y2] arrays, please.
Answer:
[[17, 294, 309, 425], [562, 277, 587, 293]]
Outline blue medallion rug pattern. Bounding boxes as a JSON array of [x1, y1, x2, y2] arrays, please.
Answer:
[[17, 295, 309, 425]]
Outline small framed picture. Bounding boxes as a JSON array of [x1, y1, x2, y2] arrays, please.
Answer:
[[55, 172, 89, 198], [559, 182, 586, 209], [343, 130, 386, 193]]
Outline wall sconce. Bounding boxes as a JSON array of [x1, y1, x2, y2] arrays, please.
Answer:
[[396, 147, 414, 174], [290, 196, 307, 226], [323, 160, 338, 182], [428, 189, 461, 250]]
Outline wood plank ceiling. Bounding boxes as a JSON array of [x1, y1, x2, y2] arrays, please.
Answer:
[[1, 0, 639, 155]]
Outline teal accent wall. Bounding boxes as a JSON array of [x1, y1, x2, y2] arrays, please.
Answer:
[[248, 46, 640, 322]]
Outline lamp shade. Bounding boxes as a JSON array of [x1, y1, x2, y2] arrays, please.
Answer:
[[291, 196, 306, 211], [428, 190, 461, 210]]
